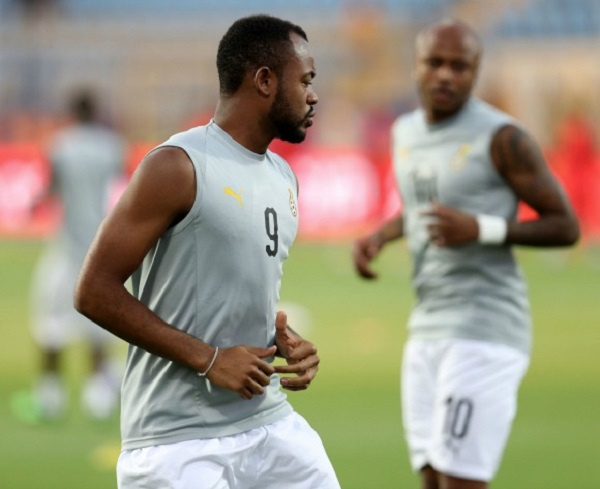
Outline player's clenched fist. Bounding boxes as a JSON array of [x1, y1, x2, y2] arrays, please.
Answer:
[[206, 345, 276, 400], [274, 311, 320, 391]]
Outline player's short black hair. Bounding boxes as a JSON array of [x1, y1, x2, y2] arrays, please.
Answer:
[[216, 14, 308, 96], [70, 89, 97, 123]]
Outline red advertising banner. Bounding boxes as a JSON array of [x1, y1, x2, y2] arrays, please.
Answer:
[[0, 144, 55, 237], [1, 143, 598, 241], [287, 146, 392, 240]]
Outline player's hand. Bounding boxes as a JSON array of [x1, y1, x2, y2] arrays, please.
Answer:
[[352, 235, 382, 279], [422, 201, 478, 247], [206, 345, 276, 400], [273, 311, 320, 391]]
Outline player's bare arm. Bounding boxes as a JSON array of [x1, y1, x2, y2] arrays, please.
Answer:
[[423, 124, 580, 248], [353, 214, 404, 279], [75, 147, 275, 399], [491, 124, 580, 246], [273, 311, 320, 391]]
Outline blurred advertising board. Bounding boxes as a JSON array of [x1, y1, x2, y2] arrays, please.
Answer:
[[0, 143, 398, 241], [287, 146, 399, 240], [0, 144, 54, 237], [1, 143, 597, 241]]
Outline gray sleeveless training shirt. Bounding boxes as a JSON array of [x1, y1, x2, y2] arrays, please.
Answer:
[[122, 121, 298, 449], [50, 123, 124, 262], [392, 98, 531, 354]]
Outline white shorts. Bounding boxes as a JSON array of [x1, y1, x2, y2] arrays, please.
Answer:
[[401, 338, 529, 482], [30, 242, 114, 349], [116, 412, 340, 489]]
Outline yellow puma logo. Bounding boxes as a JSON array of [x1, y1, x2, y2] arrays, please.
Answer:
[[224, 187, 243, 207]]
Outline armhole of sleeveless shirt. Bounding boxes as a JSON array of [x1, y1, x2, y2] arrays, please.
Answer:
[[164, 144, 206, 237]]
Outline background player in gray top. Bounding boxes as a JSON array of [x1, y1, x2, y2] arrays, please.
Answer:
[[25, 89, 125, 421], [75, 15, 339, 489], [353, 19, 578, 489]]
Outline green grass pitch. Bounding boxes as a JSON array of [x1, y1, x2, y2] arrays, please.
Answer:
[[0, 239, 598, 488]]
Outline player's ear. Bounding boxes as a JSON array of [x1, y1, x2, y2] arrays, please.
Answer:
[[254, 66, 276, 98]]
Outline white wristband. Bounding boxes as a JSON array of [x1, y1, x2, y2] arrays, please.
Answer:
[[476, 215, 507, 245], [197, 347, 219, 377]]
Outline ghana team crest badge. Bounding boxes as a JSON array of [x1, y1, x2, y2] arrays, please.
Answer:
[[450, 144, 471, 171], [288, 187, 297, 217]]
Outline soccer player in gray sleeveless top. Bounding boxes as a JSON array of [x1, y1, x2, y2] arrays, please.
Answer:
[[75, 15, 340, 489], [353, 19, 578, 489]]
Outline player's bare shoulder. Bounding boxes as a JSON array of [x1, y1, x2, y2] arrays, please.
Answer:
[[129, 146, 196, 216], [490, 124, 546, 178]]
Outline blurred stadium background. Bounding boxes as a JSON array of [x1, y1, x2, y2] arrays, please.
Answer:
[[0, 1, 599, 488]]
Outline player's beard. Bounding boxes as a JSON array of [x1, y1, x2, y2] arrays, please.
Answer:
[[269, 87, 309, 144]]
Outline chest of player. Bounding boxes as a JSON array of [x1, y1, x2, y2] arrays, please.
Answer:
[[197, 156, 298, 261], [393, 133, 500, 212]]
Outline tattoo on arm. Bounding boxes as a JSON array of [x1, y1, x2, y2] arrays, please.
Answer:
[[492, 125, 555, 204], [490, 124, 579, 247]]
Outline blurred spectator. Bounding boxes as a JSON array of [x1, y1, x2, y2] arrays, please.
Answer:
[[17, 88, 126, 422]]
